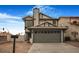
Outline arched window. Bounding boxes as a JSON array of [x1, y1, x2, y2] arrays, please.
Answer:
[[73, 21, 77, 24]]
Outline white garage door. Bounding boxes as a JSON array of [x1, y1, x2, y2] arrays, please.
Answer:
[[33, 30, 61, 43]]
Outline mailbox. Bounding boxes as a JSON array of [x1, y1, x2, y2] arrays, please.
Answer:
[[11, 35, 19, 53], [11, 35, 18, 38]]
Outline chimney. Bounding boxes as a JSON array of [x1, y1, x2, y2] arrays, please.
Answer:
[[33, 8, 40, 26]]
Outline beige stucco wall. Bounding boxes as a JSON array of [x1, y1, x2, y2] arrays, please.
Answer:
[[58, 17, 70, 26], [39, 20, 53, 24], [70, 18, 79, 23]]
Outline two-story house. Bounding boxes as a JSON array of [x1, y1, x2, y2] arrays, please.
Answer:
[[23, 8, 67, 43]]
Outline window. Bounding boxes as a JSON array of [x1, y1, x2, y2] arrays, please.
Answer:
[[53, 20, 56, 24], [52, 30, 61, 33], [48, 23, 53, 27], [56, 31, 60, 33]]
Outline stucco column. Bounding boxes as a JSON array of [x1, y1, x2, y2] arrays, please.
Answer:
[[30, 30, 33, 44], [61, 30, 64, 43], [25, 32, 28, 41]]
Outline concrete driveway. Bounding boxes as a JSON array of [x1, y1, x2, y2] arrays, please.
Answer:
[[28, 43, 79, 53]]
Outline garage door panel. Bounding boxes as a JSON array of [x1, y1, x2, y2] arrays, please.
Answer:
[[33, 30, 61, 43]]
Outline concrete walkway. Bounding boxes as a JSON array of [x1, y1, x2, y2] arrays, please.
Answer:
[[28, 43, 79, 53]]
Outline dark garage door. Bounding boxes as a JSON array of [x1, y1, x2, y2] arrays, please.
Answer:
[[33, 30, 61, 43]]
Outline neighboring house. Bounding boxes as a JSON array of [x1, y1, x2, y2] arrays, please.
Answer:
[[59, 17, 79, 41], [23, 8, 67, 43], [0, 31, 25, 42], [0, 31, 11, 42]]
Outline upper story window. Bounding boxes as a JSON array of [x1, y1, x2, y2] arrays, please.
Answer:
[[26, 21, 33, 27], [53, 20, 56, 24], [48, 23, 53, 27]]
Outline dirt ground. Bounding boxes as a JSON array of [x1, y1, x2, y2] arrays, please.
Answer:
[[0, 41, 32, 53]]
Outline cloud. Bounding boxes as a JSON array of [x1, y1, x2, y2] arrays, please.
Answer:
[[26, 5, 62, 18], [0, 13, 24, 35], [0, 13, 21, 19], [0, 19, 24, 35], [26, 10, 33, 16], [0, 13, 23, 23]]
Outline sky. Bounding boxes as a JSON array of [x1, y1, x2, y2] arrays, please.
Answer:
[[0, 5, 79, 35]]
